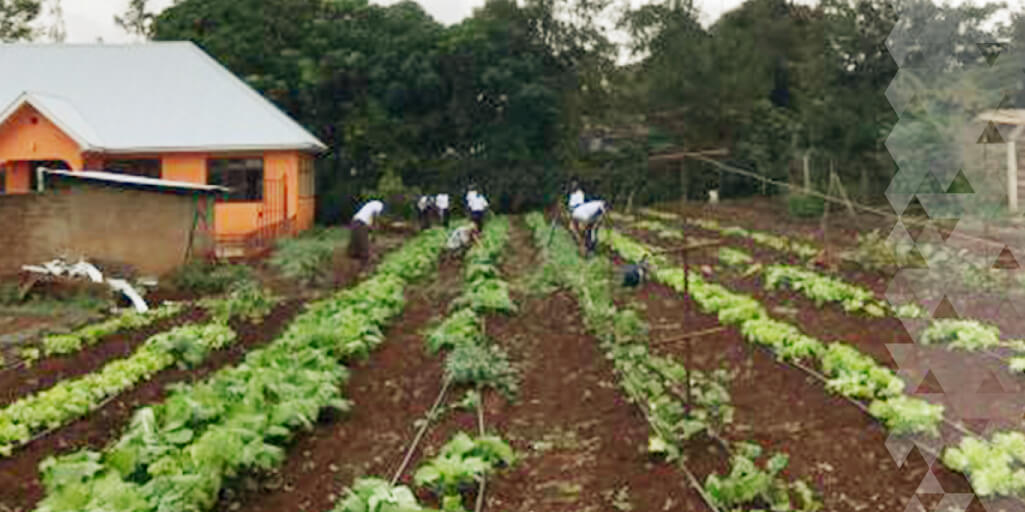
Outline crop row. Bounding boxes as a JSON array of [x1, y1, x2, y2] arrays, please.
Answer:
[[336, 219, 518, 512], [610, 228, 1025, 501], [0, 286, 279, 458], [525, 213, 821, 511], [632, 208, 820, 259], [605, 229, 944, 436], [629, 217, 1025, 376], [34, 229, 446, 512]]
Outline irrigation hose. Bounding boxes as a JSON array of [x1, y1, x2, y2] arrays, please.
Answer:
[[390, 376, 452, 487], [474, 383, 487, 512]]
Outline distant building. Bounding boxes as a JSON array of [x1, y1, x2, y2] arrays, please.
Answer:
[[0, 42, 326, 257]]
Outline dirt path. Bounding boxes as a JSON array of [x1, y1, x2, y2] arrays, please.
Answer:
[[414, 218, 710, 512], [628, 281, 989, 512], [218, 257, 465, 512]]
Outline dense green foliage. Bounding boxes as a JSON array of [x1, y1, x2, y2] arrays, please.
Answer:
[[104, 0, 1025, 215]]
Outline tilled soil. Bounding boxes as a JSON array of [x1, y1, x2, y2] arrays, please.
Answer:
[[0, 307, 206, 408], [629, 281, 993, 512], [0, 299, 305, 511], [629, 225, 1025, 434], [217, 257, 465, 512], [412, 220, 710, 512]]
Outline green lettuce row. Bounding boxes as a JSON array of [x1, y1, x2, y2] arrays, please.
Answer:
[[684, 216, 820, 260], [34, 228, 446, 512], [41, 303, 187, 358], [524, 214, 732, 455], [640, 215, 1025, 376], [0, 323, 236, 457], [943, 432, 1025, 499], [604, 229, 943, 437], [763, 264, 887, 317], [525, 213, 820, 509]]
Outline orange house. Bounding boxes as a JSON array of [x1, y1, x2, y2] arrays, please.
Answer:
[[0, 42, 326, 257]]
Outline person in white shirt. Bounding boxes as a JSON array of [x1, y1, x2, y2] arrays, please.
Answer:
[[435, 193, 450, 227], [467, 190, 489, 231], [568, 181, 585, 210], [571, 199, 607, 256], [417, 195, 434, 230], [567, 180, 586, 237], [348, 200, 384, 261]]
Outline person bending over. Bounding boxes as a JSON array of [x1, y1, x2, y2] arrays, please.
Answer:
[[348, 199, 384, 262], [572, 199, 607, 257]]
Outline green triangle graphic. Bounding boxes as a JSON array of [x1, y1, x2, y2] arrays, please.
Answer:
[[946, 169, 974, 194]]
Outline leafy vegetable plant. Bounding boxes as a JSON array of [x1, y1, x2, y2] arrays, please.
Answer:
[[41, 302, 185, 357], [704, 442, 821, 512], [414, 432, 515, 499]]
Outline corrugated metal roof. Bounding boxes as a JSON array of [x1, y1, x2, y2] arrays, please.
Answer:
[[0, 43, 325, 153], [43, 169, 229, 193]]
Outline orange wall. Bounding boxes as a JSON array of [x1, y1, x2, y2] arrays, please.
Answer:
[[0, 104, 83, 171], [0, 105, 316, 238]]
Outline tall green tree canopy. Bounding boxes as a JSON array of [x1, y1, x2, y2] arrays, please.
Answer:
[[0, 0, 40, 41]]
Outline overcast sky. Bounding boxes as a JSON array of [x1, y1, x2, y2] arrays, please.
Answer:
[[49, 0, 776, 44], [44, 0, 1010, 45]]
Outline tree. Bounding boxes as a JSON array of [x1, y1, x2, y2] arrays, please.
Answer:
[[0, 0, 41, 42], [114, 0, 156, 40], [44, 0, 64, 42]]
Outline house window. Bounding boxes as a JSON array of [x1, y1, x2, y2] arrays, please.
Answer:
[[208, 158, 264, 201], [299, 157, 315, 198], [0, 167, 6, 194], [106, 159, 161, 179]]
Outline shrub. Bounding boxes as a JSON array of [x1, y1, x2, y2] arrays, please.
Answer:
[[786, 193, 825, 218], [167, 261, 253, 294], [269, 228, 349, 285]]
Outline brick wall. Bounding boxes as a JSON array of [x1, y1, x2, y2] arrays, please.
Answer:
[[0, 182, 213, 277]]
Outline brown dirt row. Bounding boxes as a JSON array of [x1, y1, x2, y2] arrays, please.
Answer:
[[625, 278, 995, 512], [0, 299, 306, 512], [217, 256, 466, 512], [613, 225, 1025, 511], [0, 306, 207, 408], [405, 219, 710, 512], [626, 225, 1025, 433], [0, 237, 404, 512]]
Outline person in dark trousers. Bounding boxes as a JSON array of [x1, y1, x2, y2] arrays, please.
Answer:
[[467, 188, 489, 232], [417, 195, 434, 231], [435, 193, 450, 227], [348, 200, 384, 262], [571, 199, 607, 256]]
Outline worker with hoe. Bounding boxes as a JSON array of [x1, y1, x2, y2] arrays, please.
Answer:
[[571, 198, 607, 257], [347, 199, 384, 264], [466, 184, 489, 232]]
